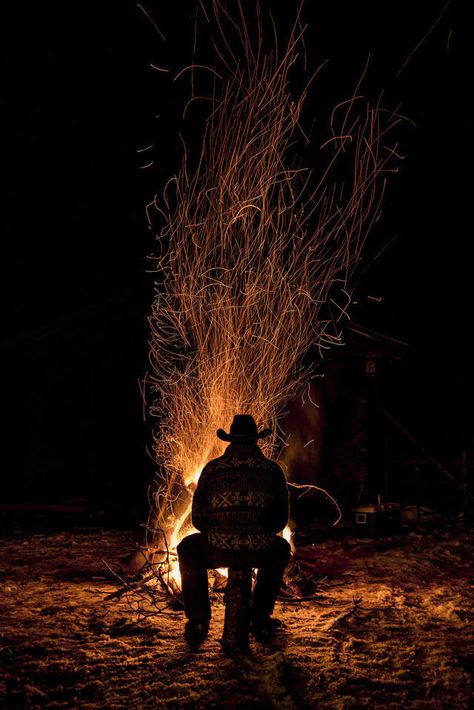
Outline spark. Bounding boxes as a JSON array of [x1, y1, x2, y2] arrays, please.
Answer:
[[289, 482, 342, 526], [137, 3, 166, 42], [137, 144, 154, 153], [396, 1, 451, 77], [144, 3, 401, 552], [149, 64, 170, 73], [447, 29, 453, 50]]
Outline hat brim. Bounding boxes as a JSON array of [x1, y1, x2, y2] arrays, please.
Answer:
[[217, 427, 272, 442]]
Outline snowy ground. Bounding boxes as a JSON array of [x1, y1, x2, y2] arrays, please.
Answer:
[[0, 526, 473, 709]]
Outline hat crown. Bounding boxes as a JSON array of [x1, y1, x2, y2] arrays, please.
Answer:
[[229, 414, 258, 437], [216, 414, 271, 442]]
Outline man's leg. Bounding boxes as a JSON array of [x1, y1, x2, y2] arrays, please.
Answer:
[[177, 533, 211, 639], [251, 537, 291, 627]]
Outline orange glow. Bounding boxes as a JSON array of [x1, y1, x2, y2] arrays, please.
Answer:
[[168, 505, 195, 551], [144, 3, 400, 554], [283, 525, 295, 553], [168, 559, 181, 588]]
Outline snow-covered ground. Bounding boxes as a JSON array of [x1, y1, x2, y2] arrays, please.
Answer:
[[0, 527, 472, 709]]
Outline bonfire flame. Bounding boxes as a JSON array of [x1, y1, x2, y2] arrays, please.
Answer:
[[145, 3, 401, 558]]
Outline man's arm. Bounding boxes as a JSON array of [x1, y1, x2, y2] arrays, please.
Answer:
[[269, 464, 289, 533]]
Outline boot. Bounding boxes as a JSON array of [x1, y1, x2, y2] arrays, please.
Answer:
[[184, 618, 209, 645], [250, 613, 283, 638]]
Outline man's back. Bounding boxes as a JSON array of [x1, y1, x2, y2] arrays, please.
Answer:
[[192, 442, 289, 551]]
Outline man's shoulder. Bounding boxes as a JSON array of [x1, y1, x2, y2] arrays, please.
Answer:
[[200, 450, 285, 477], [227, 451, 286, 478]]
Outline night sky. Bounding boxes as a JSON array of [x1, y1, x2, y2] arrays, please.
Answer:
[[2, 1, 471, 515]]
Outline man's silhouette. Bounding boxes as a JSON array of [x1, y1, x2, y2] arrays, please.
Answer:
[[177, 414, 290, 644]]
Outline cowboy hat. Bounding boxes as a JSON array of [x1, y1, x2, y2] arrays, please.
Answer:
[[216, 414, 271, 442]]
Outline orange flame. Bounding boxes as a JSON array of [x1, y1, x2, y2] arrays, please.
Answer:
[[145, 4, 401, 549]]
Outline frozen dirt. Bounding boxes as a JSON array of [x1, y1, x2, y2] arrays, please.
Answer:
[[0, 526, 473, 709]]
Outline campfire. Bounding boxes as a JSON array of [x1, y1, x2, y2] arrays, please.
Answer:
[[117, 2, 404, 608]]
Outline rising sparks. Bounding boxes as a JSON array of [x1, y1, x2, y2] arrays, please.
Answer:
[[145, 2, 402, 553]]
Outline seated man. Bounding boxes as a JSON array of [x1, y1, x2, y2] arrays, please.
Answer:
[[177, 414, 291, 644]]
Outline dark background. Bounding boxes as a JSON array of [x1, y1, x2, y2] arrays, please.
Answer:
[[1, 1, 471, 522]]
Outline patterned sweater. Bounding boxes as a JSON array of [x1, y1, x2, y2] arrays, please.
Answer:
[[192, 443, 289, 551]]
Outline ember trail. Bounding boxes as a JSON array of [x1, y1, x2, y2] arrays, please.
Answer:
[[144, 2, 401, 578]]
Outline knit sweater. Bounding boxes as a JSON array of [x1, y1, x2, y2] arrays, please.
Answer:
[[192, 442, 289, 551]]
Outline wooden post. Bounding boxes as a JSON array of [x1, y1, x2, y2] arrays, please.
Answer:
[[222, 568, 252, 653]]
